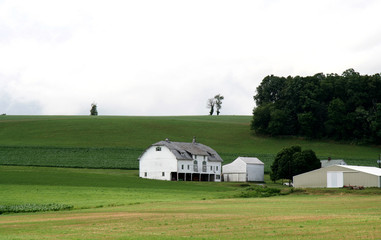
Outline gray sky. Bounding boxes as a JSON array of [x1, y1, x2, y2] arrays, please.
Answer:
[[1, 0, 381, 115]]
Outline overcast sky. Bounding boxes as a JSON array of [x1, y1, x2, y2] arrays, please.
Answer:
[[1, 0, 381, 115]]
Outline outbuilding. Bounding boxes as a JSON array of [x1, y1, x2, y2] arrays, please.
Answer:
[[320, 158, 347, 168], [293, 165, 381, 188], [222, 157, 264, 182], [139, 138, 223, 182]]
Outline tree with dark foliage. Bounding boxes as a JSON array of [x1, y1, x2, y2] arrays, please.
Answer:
[[207, 98, 215, 115], [90, 103, 98, 116], [270, 146, 320, 184], [252, 69, 381, 143]]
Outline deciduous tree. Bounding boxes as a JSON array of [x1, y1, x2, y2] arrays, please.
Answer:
[[90, 103, 98, 116], [207, 98, 215, 115], [214, 94, 224, 116], [270, 146, 320, 184]]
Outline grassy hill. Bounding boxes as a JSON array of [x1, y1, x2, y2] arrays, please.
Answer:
[[1, 115, 381, 239], [0, 115, 380, 171]]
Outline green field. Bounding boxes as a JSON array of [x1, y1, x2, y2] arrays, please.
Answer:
[[1, 166, 381, 239], [1, 115, 381, 239], [1, 115, 380, 172]]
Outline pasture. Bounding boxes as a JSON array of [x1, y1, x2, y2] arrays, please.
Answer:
[[1, 115, 381, 239]]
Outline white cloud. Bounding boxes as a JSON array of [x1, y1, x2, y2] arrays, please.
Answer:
[[1, 0, 381, 115]]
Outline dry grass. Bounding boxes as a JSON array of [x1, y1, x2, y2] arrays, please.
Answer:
[[1, 196, 381, 239]]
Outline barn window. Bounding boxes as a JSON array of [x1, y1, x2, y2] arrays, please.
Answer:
[[156, 147, 161, 151], [216, 166, 219, 171], [202, 161, 207, 172], [181, 164, 184, 170], [210, 166, 213, 171], [216, 175, 220, 180], [187, 165, 190, 170], [162, 172, 165, 177], [144, 172, 147, 177], [193, 160, 198, 172]]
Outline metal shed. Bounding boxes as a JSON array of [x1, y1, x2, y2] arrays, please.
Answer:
[[222, 157, 264, 182], [293, 165, 381, 188]]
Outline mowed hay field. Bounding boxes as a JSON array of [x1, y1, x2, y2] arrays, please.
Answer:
[[1, 195, 381, 239], [1, 115, 381, 239], [1, 166, 381, 239]]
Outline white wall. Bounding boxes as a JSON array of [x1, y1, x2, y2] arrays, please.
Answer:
[[247, 164, 264, 182], [178, 158, 221, 175], [222, 158, 246, 174], [139, 146, 177, 181], [139, 148, 222, 181], [223, 158, 264, 182], [223, 173, 246, 182]]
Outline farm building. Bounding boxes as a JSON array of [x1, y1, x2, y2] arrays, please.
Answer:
[[320, 158, 347, 168], [222, 157, 264, 182], [139, 138, 223, 182], [293, 165, 381, 188]]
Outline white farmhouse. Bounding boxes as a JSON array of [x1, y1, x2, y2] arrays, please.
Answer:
[[139, 138, 223, 182], [223, 157, 264, 182]]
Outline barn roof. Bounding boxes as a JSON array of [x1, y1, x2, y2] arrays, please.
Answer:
[[151, 139, 223, 162]]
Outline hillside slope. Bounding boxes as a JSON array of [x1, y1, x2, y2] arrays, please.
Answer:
[[0, 115, 380, 170]]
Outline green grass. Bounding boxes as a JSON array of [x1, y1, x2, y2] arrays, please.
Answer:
[[1, 165, 381, 239], [0, 146, 142, 169], [1, 115, 381, 239], [0, 166, 241, 209], [1, 115, 380, 172]]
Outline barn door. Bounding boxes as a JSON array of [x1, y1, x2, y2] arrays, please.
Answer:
[[327, 171, 343, 188]]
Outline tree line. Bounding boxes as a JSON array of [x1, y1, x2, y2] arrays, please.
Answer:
[[251, 69, 381, 143]]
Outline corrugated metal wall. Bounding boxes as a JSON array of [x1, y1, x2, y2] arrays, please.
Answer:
[[293, 165, 380, 188], [343, 172, 378, 187]]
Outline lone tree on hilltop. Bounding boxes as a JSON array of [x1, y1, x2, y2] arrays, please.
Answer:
[[270, 146, 320, 184], [207, 94, 224, 115], [214, 94, 224, 116], [90, 103, 98, 116], [207, 98, 215, 115]]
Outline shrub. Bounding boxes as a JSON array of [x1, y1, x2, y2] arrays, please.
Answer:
[[238, 186, 281, 198]]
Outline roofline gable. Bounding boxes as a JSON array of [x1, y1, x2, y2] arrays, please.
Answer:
[[142, 139, 223, 162]]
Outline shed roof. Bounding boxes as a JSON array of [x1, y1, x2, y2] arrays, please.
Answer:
[[237, 157, 264, 165], [339, 165, 381, 176], [150, 139, 223, 162], [294, 164, 381, 178], [320, 159, 346, 168]]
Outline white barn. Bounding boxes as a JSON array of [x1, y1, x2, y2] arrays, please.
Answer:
[[139, 138, 223, 182], [222, 157, 264, 182]]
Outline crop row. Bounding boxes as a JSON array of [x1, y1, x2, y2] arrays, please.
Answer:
[[0, 146, 375, 172], [0, 203, 73, 214], [0, 146, 143, 169]]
